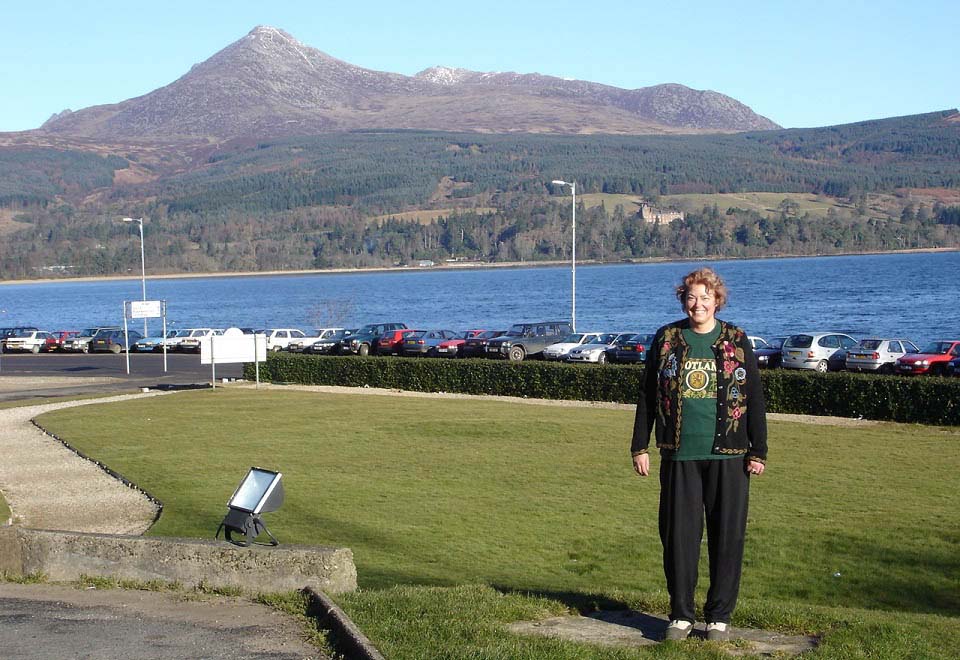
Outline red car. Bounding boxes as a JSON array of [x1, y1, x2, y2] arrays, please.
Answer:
[[376, 329, 419, 355], [435, 330, 486, 358], [895, 340, 960, 375], [45, 330, 79, 352]]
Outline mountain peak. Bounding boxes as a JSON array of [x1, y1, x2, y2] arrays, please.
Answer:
[[415, 66, 474, 85], [37, 26, 779, 139]]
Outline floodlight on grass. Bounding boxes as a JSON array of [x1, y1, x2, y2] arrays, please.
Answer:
[[216, 467, 284, 547]]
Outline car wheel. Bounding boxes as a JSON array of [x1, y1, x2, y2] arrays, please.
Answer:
[[111, 345, 122, 354], [30, 344, 40, 354], [880, 363, 894, 375], [597, 352, 607, 365], [815, 360, 828, 373], [508, 346, 526, 362], [81, 344, 89, 354], [358, 343, 370, 357], [931, 364, 945, 376]]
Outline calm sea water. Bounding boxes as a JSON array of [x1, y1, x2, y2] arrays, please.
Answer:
[[1, 252, 956, 345]]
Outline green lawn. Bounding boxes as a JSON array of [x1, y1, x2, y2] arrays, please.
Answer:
[[35, 389, 960, 658]]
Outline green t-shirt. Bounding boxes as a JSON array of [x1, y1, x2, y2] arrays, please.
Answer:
[[667, 324, 736, 461]]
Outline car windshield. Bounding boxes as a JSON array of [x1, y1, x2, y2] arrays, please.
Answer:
[[859, 339, 882, 350], [560, 333, 587, 343], [920, 342, 954, 354], [506, 324, 528, 337], [629, 334, 654, 344], [408, 331, 427, 339], [80, 328, 98, 337], [784, 335, 813, 348], [13, 330, 33, 337], [479, 330, 503, 339], [767, 337, 786, 349], [595, 333, 618, 344]]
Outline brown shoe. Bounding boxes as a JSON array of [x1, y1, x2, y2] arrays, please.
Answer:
[[706, 622, 729, 642], [664, 619, 693, 641]]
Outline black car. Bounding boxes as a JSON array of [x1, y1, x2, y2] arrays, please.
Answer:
[[340, 322, 407, 356], [609, 333, 655, 364], [305, 329, 355, 354], [485, 321, 573, 361], [755, 336, 787, 368], [90, 329, 143, 353], [459, 330, 506, 358]]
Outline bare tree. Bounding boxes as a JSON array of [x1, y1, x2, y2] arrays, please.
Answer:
[[306, 298, 356, 329]]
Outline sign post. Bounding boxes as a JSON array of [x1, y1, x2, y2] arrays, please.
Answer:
[[126, 300, 167, 373], [202, 330, 267, 388]]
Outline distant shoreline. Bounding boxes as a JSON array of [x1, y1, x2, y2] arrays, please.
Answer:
[[1, 246, 957, 287]]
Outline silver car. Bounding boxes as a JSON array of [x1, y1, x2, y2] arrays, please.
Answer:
[[846, 338, 920, 374], [781, 332, 858, 373], [567, 333, 634, 364]]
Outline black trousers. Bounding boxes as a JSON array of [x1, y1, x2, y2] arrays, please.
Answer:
[[659, 458, 749, 624]]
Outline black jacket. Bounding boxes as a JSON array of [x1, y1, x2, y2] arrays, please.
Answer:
[[631, 319, 768, 463]]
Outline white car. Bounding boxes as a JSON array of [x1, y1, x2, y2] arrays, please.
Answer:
[[286, 327, 344, 352], [542, 332, 603, 361], [177, 328, 224, 353], [2, 330, 55, 353], [262, 328, 307, 352], [567, 333, 634, 364]]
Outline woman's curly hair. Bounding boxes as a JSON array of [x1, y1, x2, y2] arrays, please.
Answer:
[[676, 267, 728, 310]]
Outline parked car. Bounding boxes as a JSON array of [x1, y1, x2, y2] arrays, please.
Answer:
[[341, 323, 408, 356], [48, 330, 80, 352], [460, 330, 507, 358], [62, 326, 122, 353], [755, 336, 787, 369], [178, 328, 224, 353], [567, 333, 634, 364], [610, 333, 655, 364], [542, 332, 603, 361], [376, 328, 419, 356], [90, 329, 143, 353], [288, 328, 345, 353], [946, 356, 960, 377], [0, 326, 39, 340], [134, 329, 180, 352], [2, 330, 55, 353], [781, 332, 858, 373], [400, 329, 458, 357], [161, 329, 194, 351], [304, 329, 355, 354], [486, 321, 574, 361], [846, 338, 920, 374], [895, 340, 960, 376], [434, 330, 486, 358], [259, 328, 306, 352]]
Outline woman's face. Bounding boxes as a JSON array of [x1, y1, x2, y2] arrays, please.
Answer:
[[684, 283, 717, 328]]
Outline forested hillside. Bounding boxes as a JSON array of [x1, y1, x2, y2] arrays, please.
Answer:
[[0, 111, 958, 279]]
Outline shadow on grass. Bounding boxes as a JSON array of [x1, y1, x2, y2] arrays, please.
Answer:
[[492, 585, 668, 642], [822, 531, 960, 617]]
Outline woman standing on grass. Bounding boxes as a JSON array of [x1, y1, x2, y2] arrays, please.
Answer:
[[631, 267, 767, 642]]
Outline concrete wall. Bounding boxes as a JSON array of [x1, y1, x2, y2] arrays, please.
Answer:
[[0, 527, 356, 594]]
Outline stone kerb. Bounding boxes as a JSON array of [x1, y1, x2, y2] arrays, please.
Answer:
[[1, 527, 357, 595]]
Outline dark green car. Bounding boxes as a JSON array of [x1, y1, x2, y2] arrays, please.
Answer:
[[485, 321, 573, 361]]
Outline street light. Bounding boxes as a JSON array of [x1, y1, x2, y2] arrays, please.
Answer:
[[122, 217, 148, 336], [551, 180, 577, 332]]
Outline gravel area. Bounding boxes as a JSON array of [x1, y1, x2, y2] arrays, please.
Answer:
[[0, 393, 162, 533]]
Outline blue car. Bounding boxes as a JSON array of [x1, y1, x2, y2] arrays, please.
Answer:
[[133, 330, 179, 352]]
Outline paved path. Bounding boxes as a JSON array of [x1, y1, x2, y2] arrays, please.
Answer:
[[0, 393, 160, 533], [0, 583, 325, 659]]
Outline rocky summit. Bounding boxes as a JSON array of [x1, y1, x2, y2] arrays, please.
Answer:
[[38, 26, 779, 141]]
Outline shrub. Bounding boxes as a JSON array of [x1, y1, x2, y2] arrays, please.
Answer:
[[244, 355, 960, 426]]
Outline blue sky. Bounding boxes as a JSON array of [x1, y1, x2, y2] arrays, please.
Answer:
[[2, 0, 956, 132]]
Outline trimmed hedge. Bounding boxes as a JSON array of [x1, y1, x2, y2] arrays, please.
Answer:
[[244, 354, 960, 426]]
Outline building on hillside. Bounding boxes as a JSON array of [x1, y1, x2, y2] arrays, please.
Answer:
[[639, 203, 684, 224]]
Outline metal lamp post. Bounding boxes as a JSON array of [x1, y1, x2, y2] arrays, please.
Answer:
[[122, 217, 148, 336], [551, 180, 576, 331]]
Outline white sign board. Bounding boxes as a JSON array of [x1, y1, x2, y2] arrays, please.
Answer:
[[130, 300, 163, 319], [201, 333, 267, 365]]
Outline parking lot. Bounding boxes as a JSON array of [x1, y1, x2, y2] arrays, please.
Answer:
[[0, 352, 243, 403]]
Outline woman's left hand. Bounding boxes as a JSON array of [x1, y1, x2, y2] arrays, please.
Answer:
[[747, 460, 765, 476]]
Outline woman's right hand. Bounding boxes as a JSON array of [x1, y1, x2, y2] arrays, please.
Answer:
[[633, 453, 650, 477]]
